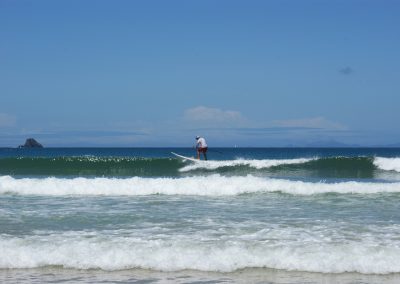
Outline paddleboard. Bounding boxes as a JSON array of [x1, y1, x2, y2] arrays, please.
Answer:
[[171, 152, 201, 162]]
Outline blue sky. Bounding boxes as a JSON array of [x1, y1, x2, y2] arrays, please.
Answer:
[[1, 0, 399, 147]]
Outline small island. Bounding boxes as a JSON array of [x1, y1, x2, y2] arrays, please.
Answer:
[[18, 138, 44, 148]]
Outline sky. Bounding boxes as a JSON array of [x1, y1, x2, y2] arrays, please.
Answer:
[[1, 0, 399, 147]]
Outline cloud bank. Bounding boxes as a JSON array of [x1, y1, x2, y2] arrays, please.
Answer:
[[184, 106, 247, 125]]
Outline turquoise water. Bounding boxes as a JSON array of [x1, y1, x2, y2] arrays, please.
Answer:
[[1, 148, 400, 283]]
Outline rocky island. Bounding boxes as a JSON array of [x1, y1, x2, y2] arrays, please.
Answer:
[[18, 138, 44, 148]]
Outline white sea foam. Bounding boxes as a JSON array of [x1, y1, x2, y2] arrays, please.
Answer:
[[1, 175, 400, 196], [180, 158, 314, 172], [374, 157, 400, 172], [1, 231, 400, 274]]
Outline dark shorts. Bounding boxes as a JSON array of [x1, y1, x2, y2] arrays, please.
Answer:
[[197, 147, 208, 153]]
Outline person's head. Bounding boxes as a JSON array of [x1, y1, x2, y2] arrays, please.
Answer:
[[195, 136, 200, 140]]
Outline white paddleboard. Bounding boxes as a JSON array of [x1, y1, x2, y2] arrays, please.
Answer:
[[171, 152, 201, 162]]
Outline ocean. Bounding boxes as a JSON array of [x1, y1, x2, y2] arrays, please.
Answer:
[[1, 147, 400, 283]]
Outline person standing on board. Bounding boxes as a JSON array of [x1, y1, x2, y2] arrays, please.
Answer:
[[195, 136, 208, 160]]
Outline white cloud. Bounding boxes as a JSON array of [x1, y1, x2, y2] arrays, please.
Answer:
[[184, 106, 246, 125], [271, 116, 347, 130], [0, 113, 16, 127]]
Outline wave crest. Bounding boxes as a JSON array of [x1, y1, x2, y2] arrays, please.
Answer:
[[179, 158, 314, 171], [374, 157, 400, 172]]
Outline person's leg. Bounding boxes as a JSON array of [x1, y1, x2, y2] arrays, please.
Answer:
[[197, 149, 200, 159], [203, 148, 208, 160]]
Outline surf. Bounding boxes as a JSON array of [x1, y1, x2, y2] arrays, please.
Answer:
[[373, 157, 400, 172], [178, 157, 316, 171], [1, 230, 400, 274], [2, 175, 400, 196]]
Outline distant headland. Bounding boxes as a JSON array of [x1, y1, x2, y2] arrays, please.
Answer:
[[18, 138, 44, 148]]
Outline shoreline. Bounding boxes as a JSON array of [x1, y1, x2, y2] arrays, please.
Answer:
[[2, 267, 400, 284]]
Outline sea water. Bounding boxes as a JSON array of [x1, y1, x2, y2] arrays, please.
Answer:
[[1, 148, 400, 283]]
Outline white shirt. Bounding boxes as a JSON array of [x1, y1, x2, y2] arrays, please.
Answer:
[[197, 137, 208, 148]]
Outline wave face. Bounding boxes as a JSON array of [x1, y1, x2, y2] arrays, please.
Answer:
[[0, 156, 396, 178], [0, 157, 181, 177], [1, 175, 400, 196]]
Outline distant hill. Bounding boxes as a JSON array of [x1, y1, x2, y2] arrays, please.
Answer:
[[376, 143, 400, 148], [305, 140, 360, 147]]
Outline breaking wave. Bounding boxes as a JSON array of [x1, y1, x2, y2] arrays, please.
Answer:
[[1, 230, 400, 274], [1, 175, 400, 196], [179, 158, 315, 171], [374, 157, 400, 172], [0, 156, 399, 178]]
